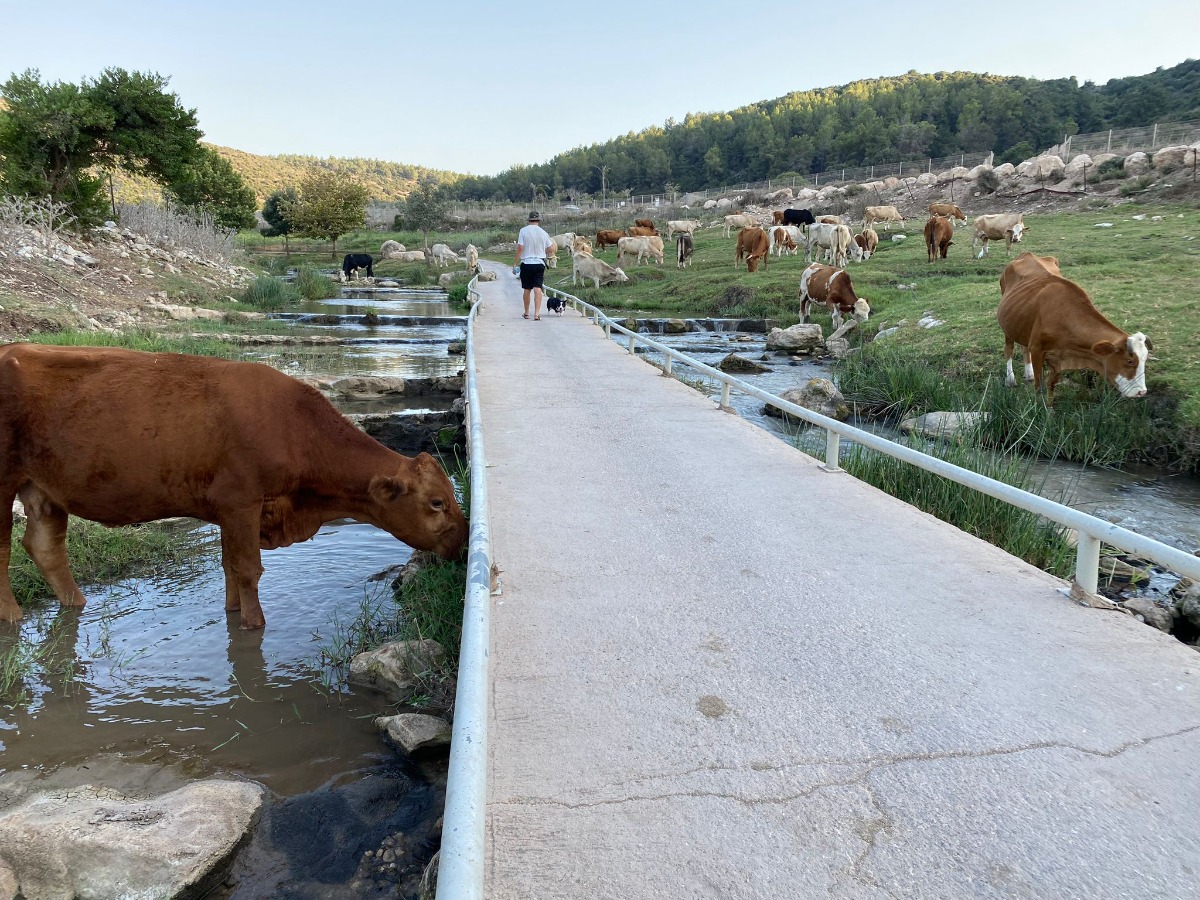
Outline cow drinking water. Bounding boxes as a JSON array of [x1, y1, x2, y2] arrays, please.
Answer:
[[342, 253, 374, 280]]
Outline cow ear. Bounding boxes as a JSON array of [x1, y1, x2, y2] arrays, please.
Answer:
[[1144, 337, 1154, 351], [1091, 340, 1120, 357], [369, 475, 409, 503]]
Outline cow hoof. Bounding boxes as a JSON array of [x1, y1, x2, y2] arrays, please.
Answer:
[[239, 617, 266, 631]]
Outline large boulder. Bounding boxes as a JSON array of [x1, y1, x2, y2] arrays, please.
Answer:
[[1122, 597, 1174, 633], [1123, 151, 1150, 176], [702, 199, 718, 210], [376, 714, 452, 754], [765, 324, 824, 353], [349, 639, 445, 701], [882, 176, 901, 190], [764, 188, 794, 202], [794, 188, 819, 201], [0, 780, 264, 900], [765, 378, 849, 421], [1018, 155, 1066, 180], [993, 163, 1016, 178], [718, 353, 770, 374], [1153, 145, 1195, 169], [1177, 582, 1200, 629], [966, 164, 994, 181], [937, 166, 970, 184], [715, 198, 734, 210], [915, 173, 938, 187], [1064, 154, 1094, 176], [899, 411, 982, 442], [1089, 152, 1120, 170], [664, 318, 688, 334]]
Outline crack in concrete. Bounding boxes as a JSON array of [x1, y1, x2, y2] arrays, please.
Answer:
[[493, 722, 1200, 812]]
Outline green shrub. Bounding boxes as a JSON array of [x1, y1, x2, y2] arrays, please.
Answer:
[[240, 275, 300, 310], [293, 266, 334, 301], [844, 183, 866, 197], [447, 283, 469, 304], [1096, 157, 1125, 181], [715, 284, 756, 315], [976, 169, 1001, 193], [1120, 175, 1155, 196]]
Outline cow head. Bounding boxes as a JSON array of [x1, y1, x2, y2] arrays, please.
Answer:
[[1094, 332, 1151, 398], [368, 453, 468, 559], [1008, 223, 1026, 243], [603, 267, 629, 285], [852, 299, 871, 322]]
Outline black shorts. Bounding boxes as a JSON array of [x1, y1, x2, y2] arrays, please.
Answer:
[[519, 262, 545, 290]]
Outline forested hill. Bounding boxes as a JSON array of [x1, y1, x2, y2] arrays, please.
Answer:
[[448, 59, 1200, 201]]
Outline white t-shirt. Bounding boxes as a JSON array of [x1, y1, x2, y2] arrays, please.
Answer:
[[517, 224, 553, 264]]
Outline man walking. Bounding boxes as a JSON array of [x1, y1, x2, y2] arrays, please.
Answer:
[[514, 211, 554, 320]]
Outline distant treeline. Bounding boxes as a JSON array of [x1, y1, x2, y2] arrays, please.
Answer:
[[447, 60, 1200, 201]]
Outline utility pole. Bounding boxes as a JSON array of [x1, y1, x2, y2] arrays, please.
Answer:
[[595, 165, 609, 209]]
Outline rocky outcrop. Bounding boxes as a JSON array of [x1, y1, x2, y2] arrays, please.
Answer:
[[1153, 144, 1197, 170], [0, 780, 263, 900]]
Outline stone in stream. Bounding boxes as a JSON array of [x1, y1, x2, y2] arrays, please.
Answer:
[[1176, 582, 1200, 629], [1121, 597, 1175, 633], [899, 411, 983, 443], [0, 780, 264, 900], [764, 378, 849, 421], [765, 324, 823, 354], [664, 318, 688, 334], [376, 714, 452, 754], [717, 353, 770, 375], [349, 639, 446, 703]]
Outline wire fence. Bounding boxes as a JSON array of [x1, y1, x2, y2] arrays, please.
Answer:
[[1047, 119, 1200, 160]]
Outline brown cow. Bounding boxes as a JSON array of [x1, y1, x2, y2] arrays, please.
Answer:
[[735, 227, 770, 272], [0, 345, 468, 629], [799, 263, 870, 330], [996, 252, 1150, 400], [627, 226, 658, 237], [634, 219, 655, 230], [924, 215, 954, 261], [928, 202, 966, 224], [596, 229, 626, 250]]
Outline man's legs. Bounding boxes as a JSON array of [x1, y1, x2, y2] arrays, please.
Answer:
[[522, 289, 532, 317], [532, 287, 544, 318]]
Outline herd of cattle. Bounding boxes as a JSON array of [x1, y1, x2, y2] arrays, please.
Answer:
[[563, 203, 1148, 402]]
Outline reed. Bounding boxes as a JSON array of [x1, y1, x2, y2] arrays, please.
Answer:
[[240, 275, 301, 310]]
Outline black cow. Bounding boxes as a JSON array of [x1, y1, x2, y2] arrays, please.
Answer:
[[676, 234, 694, 269], [780, 208, 816, 231], [342, 253, 374, 280]]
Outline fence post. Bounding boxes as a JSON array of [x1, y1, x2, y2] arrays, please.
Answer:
[[1107, 129, 1113, 152], [1152, 123, 1159, 148], [928, 158, 932, 173], [841, 169, 845, 181], [899, 162, 903, 176]]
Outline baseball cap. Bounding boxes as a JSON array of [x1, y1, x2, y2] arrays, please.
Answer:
[[528, 211, 541, 221]]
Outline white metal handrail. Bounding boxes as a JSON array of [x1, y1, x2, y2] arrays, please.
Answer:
[[436, 275, 491, 900], [546, 286, 1200, 594]]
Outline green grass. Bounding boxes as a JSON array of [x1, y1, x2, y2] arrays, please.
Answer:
[[20, 328, 246, 357], [240, 274, 301, 310]]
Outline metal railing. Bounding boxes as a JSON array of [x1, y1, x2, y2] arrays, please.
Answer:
[[1048, 119, 1200, 161], [545, 285, 1200, 595], [436, 275, 492, 900]]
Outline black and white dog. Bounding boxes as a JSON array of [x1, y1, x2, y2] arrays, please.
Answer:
[[545, 296, 566, 315]]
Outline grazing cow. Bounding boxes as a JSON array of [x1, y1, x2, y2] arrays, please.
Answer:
[[928, 203, 967, 225], [723, 214, 757, 238], [550, 233, 576, 255], [617, 235, 664, 267], [856, 228, 879, 260], [545, 241, 558, 268], [0, 345, 468, 628], [380, 240, 406, 258], [634, 219, 655, 230], [769, 226, 798, 256], [799, 263, 871, 330], [596, 229, 626, 250], [774, 208, 816, 231], [676, 234, 694, 269], [342, 253, 374, 280], [924, 215, 954, 261], [628, 226, 657, 237], [863, 206, 904, 230], [572, 236, 593, 255], [465, 243, 479, 273], [805, 223, 853, 267], [818, 215, 843, 225], [735, 227, 770, 272], [973, 214, 1027, 258], [572, 251, 629, 288], [996, 252, 1149, 401], [430, 244, 459, 268], [667, 220, 702, 238]]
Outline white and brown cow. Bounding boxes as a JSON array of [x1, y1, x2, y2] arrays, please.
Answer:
[[928, 203, 967, 225], [735, 227, 770, 272], [769, 226, 799, 256], [863, 206, 904, 231], [997, 252, 1150, 400], [799, 263, 870, 330], [854, 227, 879, 260], [806, 223, 853, 267], [973, 214, 1027, 258]]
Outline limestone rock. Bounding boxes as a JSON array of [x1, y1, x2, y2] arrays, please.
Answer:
[[766, 378, 849, 421], [1064, 154, 1094, 176], [1122, 597, 1174, 633], [1175, 582, 1200, 628], [937, 166, 970, 184], [915, 173, 938, 186], [1153, 145, 1195, 169], [0, 780, 263, 900], [966, 164, 993, 180], [1022, 155, 1066, 180], [899, 411, 982, 442], [702, 199, 718, 210], [765, 323, 823, 353], [376, 713, 452, 754], [664, 318, 688, 334], [993, 163, 1016, 178], [715, 198, 734, 210], [1123, 151, 1150, 176], [475, 270, 497, 282], [718, 353, 770, 374], [349, 639, 446, 701]]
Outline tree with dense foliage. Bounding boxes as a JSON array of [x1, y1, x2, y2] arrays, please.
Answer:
[[261, 187, 297, 252], [0, 68, 202, 225], [164, 145, 257, 230], [283, 170, 368, 257], [445, 59, 1200, 200], [400, 178, 450, 251]]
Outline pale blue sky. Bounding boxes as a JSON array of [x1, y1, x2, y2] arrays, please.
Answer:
[[3, 0, 1194, 175]]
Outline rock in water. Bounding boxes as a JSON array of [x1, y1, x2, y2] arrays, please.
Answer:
[[0, 780, 264, 899]]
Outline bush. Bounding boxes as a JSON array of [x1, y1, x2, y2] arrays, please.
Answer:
[[975, 169, 1001, 194], [447, 283, 469, 304], [1096, 157, 1125, 181], [1119, 175, 1155, 196], [293, 266, 333, 301], [714, 284, 756, 315], [844, 184, 866, 197], [240, 275, 300, 310]]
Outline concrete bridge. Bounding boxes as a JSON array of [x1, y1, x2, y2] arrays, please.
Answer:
[[469, 268, 1200, 899]]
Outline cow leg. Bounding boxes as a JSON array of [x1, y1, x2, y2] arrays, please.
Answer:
[[1004, 340, 1017, 387], [0, 485, 21, 622], [219, 509, 266, 629], [18, 484, 86, 610]]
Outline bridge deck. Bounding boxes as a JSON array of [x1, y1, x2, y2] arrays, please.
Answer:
[[474, 265, 1200, 899]]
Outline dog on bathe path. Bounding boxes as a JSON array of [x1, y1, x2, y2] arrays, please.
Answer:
[[545, 297, 567, 315]]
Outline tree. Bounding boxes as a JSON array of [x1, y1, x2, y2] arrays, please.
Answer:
[[165, 145, 257, 230], [284, 170, 369, 258], [261, 187, 297, 253], [401, 178, 450, 251], [0, 68, 201, 226]]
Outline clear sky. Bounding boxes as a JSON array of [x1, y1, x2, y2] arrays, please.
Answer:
[[3, 0, 1194, 176]]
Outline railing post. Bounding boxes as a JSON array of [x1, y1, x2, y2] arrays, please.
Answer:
[[663, 355, 673, 376], [628, 333, 637, 354], [720, 382, 731, 409], [1075, 532, 1101, 596], [604, 320, 610, 337], [823, 430, 841, 473]]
